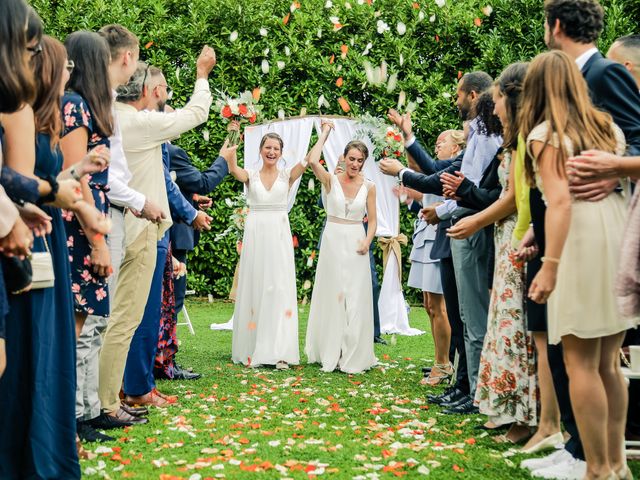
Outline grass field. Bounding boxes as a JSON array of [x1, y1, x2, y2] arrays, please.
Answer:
[[80, 300, 640, 479]]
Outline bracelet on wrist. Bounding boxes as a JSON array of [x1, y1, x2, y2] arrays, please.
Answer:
[[541, 256, 560, 264]]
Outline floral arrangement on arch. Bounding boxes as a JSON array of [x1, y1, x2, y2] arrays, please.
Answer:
[[214, 90, 263, 145], [355, 113, 405, 163]]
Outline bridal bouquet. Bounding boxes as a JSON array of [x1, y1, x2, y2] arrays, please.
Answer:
[[355, 114, 405, 162], [214, 90, 263, 145], [215, 193, 249, 249]]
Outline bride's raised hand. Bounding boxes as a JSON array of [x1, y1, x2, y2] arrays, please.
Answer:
[[320, 120, 334, 134]]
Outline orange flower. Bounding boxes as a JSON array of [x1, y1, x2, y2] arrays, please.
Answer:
[[340, 44, 348, 59], [336, 77, 343, 87], [283, 13, 290, 25], [474, 17, 482, 26], [329, 54, 335, 64], [252, 87, 262, 101], [144, 41, 154, 49], [412, 2, 420, 8], [337, 97, 351, 112]]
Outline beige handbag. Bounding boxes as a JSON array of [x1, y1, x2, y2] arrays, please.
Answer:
[[30, 237, 55, 289]]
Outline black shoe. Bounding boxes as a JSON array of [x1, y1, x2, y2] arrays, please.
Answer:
[[428, 387, 465, 405], [442, 397, 480, 415], [374, 336, 387, 345], [171, 367, 202, 380], [77, 421, 114, 442], [440, 393, 472, 409], [89, 410, 148, 429], [421, 366, 432, 374], [120, 403, 149, 417]]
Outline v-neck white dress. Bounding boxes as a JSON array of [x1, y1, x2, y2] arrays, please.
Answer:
[[231, 168, 300, 367], [305, 175, 377, 373]]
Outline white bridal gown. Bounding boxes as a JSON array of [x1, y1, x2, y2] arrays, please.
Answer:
[[305, 175, 377, 373], [231, 168, 299, 367]]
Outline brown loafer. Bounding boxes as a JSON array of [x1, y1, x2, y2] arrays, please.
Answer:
[[152, 388, 178, 404], [125, 390, 171, 408]]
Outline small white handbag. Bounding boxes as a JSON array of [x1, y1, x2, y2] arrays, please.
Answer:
[[30, 237, 55, 289]]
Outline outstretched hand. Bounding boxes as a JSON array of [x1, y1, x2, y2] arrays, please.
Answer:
[[379, 157, 404, 176], [387, 108, 412, 139], [220, 140, 239, 163]]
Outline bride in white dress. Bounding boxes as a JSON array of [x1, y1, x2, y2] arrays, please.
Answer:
[[305, 122, 378, 373], [225, 133, 306, 369]]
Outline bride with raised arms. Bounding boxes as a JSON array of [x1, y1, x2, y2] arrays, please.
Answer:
[[225, 133, 306, 370], [305, 121, 378, 373]]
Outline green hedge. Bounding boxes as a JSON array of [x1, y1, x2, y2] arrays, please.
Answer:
[[34, 0, 639, 301]]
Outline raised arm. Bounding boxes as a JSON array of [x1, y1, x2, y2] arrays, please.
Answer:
[[222, 140, 246, 183], [528, 142, 572, 304], [304, 121, 334, 189]]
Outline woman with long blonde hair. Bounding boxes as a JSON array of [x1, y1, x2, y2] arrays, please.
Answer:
[[522, 50, 637, 480]]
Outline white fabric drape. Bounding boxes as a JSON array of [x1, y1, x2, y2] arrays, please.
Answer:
[[243, 118, 316, 212]]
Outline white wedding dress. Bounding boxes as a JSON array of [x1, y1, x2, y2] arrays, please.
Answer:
[[305, 175, 377, 373], [231, 168, 299, 367]]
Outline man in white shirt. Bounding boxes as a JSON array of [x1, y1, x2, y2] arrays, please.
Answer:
[[99, 46, 215, 417]]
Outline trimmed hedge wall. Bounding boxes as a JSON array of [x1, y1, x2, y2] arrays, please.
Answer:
[[33, 0, 640, 301]]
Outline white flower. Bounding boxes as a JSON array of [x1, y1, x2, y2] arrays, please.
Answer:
[[325, 0, 333, 7], [350, 38, 355, 46], [435, 0, 445, 7], [229, 100, 239, 115], [416, 96, 424, 103], [263, 47, 270, 56], [387, 73, 398, 92], [376, 20, 390, 34], [337, 64, 342, 71], [303, 279, 311, 289], [285, 46, 291, 56], [442, 92, 451, 98], [329, 15, 340, 24], [482, 5, 493, 15], [429, 14, 436, 22], [397, 91, 406, 108], [277, 60, 286, 70], [225, 198, 233, 207], [399, 53, 404, 66], [362, 42, 373, 56], [202, 129, 210, 142], [308, 178, 315, 191], [317, 94, 330, 109], [278, 109, 285, 120], [345, 2, 352, 9], [290, 2, 298, 12], [229, 31, 238, 42], [317, 28, 323, 38], [397, 21, 406, 35], [261, 59, 270, 74], [418, 10, 425, 21], [259, 27, 268, 36], [175, 66, 181, 80], [357, 0, 365, 3]]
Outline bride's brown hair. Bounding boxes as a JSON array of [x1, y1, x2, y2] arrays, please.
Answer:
[[259, 132, 284, 150], [519, 50, 619, 186]]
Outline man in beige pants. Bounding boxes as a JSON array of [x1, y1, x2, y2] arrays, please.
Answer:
[[98, 46, 216, 415]]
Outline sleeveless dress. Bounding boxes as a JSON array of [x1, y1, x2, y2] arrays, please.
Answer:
[[526, 121, 638, 343], [231, 167, 299, 366], [473, 151, 537, 426], [0, 134, 80, 479], [305, 175, 377, 373], [407, 193, 443, 294], [61, 92, 110, 317]]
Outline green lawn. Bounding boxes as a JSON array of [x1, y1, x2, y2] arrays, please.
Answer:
[[80, 300, 640, 479]]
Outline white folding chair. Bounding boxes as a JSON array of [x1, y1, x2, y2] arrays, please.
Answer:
[[177, 289, 196, 335], [622, 366, 640, 457]]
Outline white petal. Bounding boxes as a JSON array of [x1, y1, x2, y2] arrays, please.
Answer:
[[416, 96, 424, 104], [362, 42, 373, 56], [225, 198, 233, 207], [202, 129, 210, 142], [308, 178, 315, 191], [317, 28, 323, 38], [318, 94, 326, 109], [278, 109, 285, 120], [337, 64, 342, 71], [429, 14, 436, 22], [345, 2, 351, 9], [406, 101, 417, 113], [277, 60, 285, 70], [380, 60, 388, 82], [363, 61, 375, 84], [435, 0, 445, 7], [229, 31, 238, 42], [261, 59, 270, 74], [329, 16, 340, 24], [418, 11, 425, 21], [259, 28, 268, 36], [263, 47, 270, 56], [387, 72, 398, 92], [350, 38, 355, 46], [175, 66, 181, 80], [290, 2, 297, 12], [397, 91, 406, 108], [442, 92, 451, 98], [399, 53, 404, 66], [397, 21, 406, 35], [482, 5, 493, 15], [325, 0, 333, 7], [285, 46, 291, 56]]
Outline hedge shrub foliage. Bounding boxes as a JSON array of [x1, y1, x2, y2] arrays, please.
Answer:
[[33, 0, 639, 300]]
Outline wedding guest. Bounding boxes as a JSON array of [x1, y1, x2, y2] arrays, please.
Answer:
[[227, 131, 307, 370], [60, 31, 113, 340], [305, 122, 377, 373], [76, 23, 152, 439], [521, 2, 640, 477], [158, 138, 231, 380], [524, 50, 637, 480], [99, 48, 215, 412], [607, 34, 640, 89], [404, 130, 465, 386], [385, 111, 469, 404]]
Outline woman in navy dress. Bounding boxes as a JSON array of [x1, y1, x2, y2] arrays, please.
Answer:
[[60, 31, 114, 336]]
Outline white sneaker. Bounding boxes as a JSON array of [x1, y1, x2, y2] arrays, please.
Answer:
[[531, 456, 587, 479], [521, 449, 570, 471]]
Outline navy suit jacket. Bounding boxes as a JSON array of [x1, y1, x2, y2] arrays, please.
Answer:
[[162, 143, 197, 227], [168, 144, 228, 251], [582, 52, 640, 155]]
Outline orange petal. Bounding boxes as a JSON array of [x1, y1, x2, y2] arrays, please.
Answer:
[[340, 44, 348, 59], [144, 41, 154, 49], [329, 54, 335, 64], [474, 17, 482, 26], [457, 70, 463, 80], [336, 77, 343, 87], [248, 321, 257, 331], [283, 13, 290, 25], [252, 87, 261, 101], [412, 2, 420, 8], [337, 97, 351, 112]]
